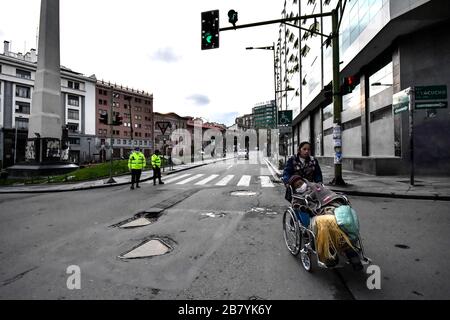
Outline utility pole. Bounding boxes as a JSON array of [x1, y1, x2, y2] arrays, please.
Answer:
[[330, 8, 346, 186]]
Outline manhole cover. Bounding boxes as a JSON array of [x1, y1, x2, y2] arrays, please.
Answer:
[[120, 218, 153, 229], [231, 191, 258, 197], [119, 239, 172, 259]]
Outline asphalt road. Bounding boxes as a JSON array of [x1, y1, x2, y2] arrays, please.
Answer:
[[0, 155, 449, 300]]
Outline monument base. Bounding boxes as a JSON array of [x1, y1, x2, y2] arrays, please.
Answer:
[[7, 162, 79, 178]]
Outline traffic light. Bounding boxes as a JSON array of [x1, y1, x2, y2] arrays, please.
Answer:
[[113, 113, 123, 126], [201, 10, 219, 50], [341, 76, 358, 95], [324, 82, 333, 99], [99, 112, 108, 125], [228, 9, 238, 27]]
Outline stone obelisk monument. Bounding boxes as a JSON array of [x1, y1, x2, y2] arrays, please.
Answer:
[[9, 0, 77, 177]]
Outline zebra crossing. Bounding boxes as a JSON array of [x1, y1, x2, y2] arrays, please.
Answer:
[[145, 172, 275, 187]]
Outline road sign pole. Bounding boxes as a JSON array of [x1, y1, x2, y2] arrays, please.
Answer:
[[409, 87, 415, 186]]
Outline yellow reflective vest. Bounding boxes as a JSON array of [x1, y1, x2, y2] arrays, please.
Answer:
[[151, 154, 162, 168], [128, 151, 146, 170]]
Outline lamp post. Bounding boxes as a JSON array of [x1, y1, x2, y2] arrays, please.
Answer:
[[87, 137, 91, 163], [106, 86, 116, 184]]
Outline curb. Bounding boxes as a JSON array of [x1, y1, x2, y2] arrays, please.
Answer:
[[0, 157, 234, 194]]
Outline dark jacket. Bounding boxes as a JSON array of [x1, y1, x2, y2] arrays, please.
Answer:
[[282, 154, 323, 184]]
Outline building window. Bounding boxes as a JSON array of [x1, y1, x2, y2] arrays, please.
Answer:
[[67, 123, 79, 133], [68, 109, 79, 120], [15, 85, 31, 98], [15, 101, 31, 114], [16, 69, 31, 79], [15, 117, 29, 129], [369, 61, 393, 98], [68, 95, 80, 106], [68, 81, 80, 90], [113, 93, 120, 98], [69, 138, 80, 145], [123, 139, 127, 144]]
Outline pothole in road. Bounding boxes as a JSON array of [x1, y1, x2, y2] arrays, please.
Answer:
[[247, 207, 279, 215], [119, 237, 174, 259], [230, 191, 258, 197], [110, 208, 164, 229]]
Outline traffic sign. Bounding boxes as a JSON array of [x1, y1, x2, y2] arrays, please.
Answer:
[[393, 88, 410, 115], [278, 110, 292, 125], [415, 85, 447, 101], [415, 101, 448, 109]]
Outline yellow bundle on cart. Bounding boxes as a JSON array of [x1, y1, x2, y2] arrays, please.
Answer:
[[313, 214, 356, 264]]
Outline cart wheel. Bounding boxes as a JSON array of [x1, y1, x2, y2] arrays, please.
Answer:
[[300, 233, 313, 272], [283, 209, 301, 256]]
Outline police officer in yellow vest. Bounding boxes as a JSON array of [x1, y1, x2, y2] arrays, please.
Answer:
[[151, 149, 164, 185], [128, 147, 146, 190]]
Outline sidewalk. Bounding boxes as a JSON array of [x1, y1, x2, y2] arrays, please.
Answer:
[[0, 157, 234, 194], [266, 158, 450, 201]]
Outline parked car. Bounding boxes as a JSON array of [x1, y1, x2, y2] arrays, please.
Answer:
[[237, 149, 249, 160]]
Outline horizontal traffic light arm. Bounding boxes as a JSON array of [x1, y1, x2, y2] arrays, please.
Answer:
[[283, 22, 329, 38], [219, 11, 332, 32]]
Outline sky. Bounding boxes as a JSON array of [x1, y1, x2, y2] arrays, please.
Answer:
[[0, 0, 284, 126]]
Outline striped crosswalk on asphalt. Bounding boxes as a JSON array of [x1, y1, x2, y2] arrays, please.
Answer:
[[163, 173, 192, 184], [215, 175, 235, 186], [237, 175, 251, 187], [195, 174, 220, 185], [160, 173, 276, 188], [176, 174, 205, 185]]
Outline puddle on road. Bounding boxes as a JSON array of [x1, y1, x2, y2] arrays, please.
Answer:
[[119, 238, 173, 259], [395, 244, 410, 249], [120, 217, 153, 228]]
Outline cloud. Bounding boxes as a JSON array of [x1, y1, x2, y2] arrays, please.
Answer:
[[186, 94, 210, 106], [209, 112, 239, 126], [150, 47, 181, 63]]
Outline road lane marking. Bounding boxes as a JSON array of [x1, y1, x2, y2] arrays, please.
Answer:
[[176, 174, 205, 185], [163, 173, 192, 184], [195, 174, 220, 185], [237, 175, 251, 187], [215, 175, 234, 186], [260, 176, 274, 188]]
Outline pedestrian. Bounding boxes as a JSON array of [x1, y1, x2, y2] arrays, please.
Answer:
[[128, 146, 146, 190], [282, 141, 322, 203], [151, 149, 164, 185], [283, 141, 323, 184]]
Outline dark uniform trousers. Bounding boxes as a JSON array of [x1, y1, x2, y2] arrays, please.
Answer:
[[131, 169, 142, 186], [153, 167, 162, 185]]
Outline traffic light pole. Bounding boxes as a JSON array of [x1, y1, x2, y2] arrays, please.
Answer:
[[218, 2, 347, 185], [106, 85, 116, 184], [330, 9, 346, 186]]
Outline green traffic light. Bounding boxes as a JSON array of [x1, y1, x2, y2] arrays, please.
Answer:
[[205, 33, 212, 44]]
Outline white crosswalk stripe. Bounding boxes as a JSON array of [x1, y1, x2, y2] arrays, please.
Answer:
[[176, 174, 205, 185], [215, 175, 235, 186], [195, 174, 220, 185], [163, 173, 192, 184], [237, 175, 251, 187], [260, 176, 274, 188]]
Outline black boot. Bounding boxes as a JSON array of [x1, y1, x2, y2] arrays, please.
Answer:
[[130, 184, 134, 190]]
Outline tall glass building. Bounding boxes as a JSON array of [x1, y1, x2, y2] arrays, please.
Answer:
[[278, 0, 450, 175]]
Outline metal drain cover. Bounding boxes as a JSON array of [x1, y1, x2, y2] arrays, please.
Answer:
[[119, 239, 171, 259], [119, 218, 153, 228], [231, 191, 258, 197]]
